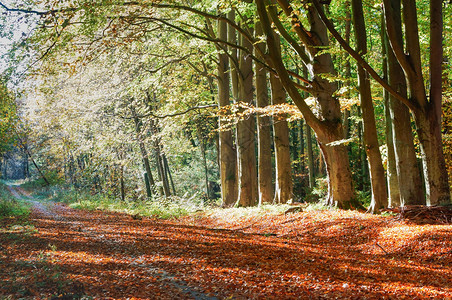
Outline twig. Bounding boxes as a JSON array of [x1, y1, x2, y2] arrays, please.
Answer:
[[375, 243, 389, 255]]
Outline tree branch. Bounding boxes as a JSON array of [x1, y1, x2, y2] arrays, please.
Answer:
[[276, 0, 316, 54], [125, 104, 218, 120], [266, 2, 311, 67], [0, 1, 48, 15], [147, 3, 257, 49], [310, 0, 417, 111], [381, 0, 414, 78], [0, 1, 77, 16], [143, 54, 193, 74], [256, 0, 322, 133]]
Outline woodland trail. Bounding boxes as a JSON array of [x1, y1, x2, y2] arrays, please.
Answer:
[[1, 185, 218, 299], [1, 185, 452, 299]]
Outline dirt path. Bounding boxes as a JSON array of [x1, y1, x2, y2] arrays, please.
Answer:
[[1, 185, 452, 299], [1, 186, 218, 299]]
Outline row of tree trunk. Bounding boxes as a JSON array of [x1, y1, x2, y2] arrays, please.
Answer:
[[214, 0, 450, 209], [217, 10, 294, 207]]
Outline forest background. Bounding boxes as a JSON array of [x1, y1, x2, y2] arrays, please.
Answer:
[[0, 0, 451, 215]]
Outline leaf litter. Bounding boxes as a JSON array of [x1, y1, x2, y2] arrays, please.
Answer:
[[0, 199, 451, 299]]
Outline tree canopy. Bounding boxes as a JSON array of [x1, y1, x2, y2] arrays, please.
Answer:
[[0, 0, 451, 209]]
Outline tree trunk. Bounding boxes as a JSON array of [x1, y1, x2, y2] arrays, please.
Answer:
[[351, 0, 387, 213], [384, 0, 450, 205], [130, 104, 155, 199], [307, 4, 357, 208], [317, 129, 356, 209], [256, 0, 359, 209], [298, 119, 305, 177], [218, 13, 238, 207], [150, 120, 170, 198], [413, 110, 451, 205], [384, 95, 400, 207], [255, 20, 273, 205], [163, 154, 176, 196], [270, 30, 293, 204], [415, 0, 450, 205], [381, 13, 400, 207], [306, 123, 315, 189], [383, 0, 424, 206], [120, 165, 126, 202], [200, 138, 210, 199], [342, 3, 351, 140], [236, 18, 258, 207]]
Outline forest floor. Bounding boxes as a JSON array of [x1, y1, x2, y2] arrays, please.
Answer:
[[1, 186, 451, 299]]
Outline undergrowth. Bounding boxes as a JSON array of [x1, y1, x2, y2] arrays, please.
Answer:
[[30, 185, 199, 219], [203, 202, 333, 220], [17, 178, 339, 220], [0, 182, 30, 219]]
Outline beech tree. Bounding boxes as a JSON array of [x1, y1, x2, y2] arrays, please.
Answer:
[[381, 3, 424, 206], [256, 0, 361, 208], [313, 0, 451, 205], [1, 0, 451, 210], [351, 0, 387, 212], [383, 0, 450, 205], [255, 20, 273, 205], [270, 27, 293, 204], [217, 15, 238, 207]]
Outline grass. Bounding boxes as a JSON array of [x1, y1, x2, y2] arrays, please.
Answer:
[[38, 187, 194, 219], [0, 182, 30, 219], [202, 202, 333, 220], [12, 178, 339, 221], [56, 188, 335, 220]]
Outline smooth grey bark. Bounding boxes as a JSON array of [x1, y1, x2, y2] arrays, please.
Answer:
[[270, 30, 293, 204], [218, 14, 238, 207], [255, 20, 274, 205], [384, 90, 401, 207], [342, 3, 351, 140], [383, 0, 450, 205], [306, 123, 315, 189], [298, 119, 304, 175], [199, 135, 210, 199], [383, 0, 424, 206], [236, 17, 258, 207], [352, 0, 388, 212], [120, 165, 126, 202], [381, 13, 400, 207], [271, 76, 293, 204], [150, 119, 171, 198], [163, 154, 176, 196]]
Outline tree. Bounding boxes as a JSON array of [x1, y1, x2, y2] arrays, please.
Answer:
[[255, 20, 273, 205], [313, 0, 451, 205], [381, 2, 423, 206], [130, 101, 156, 199], [257, 0, 360, 208], [351, 0, 387, 212], [270, 30, 293, 204], [235, 14, 258, 207], [217, 15, 238, 207], [385, 0, 450, 205], [0, 80, 18, 155]]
